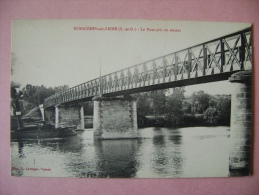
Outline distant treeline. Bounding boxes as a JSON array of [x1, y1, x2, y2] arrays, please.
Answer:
[[84, 88, 231, 127], [11, 84, 69, 115], [13, 84, 231, 127], [21, 84, 69, 106], [132, 88, 231, 127]]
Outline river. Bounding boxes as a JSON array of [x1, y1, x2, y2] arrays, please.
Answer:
[[11, 126, 231, 178]]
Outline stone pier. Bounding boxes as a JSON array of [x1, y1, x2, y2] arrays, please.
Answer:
[[44, 107, 55, 126], [58, 104, 84, 129], [229, 70, 252, 174], [93, 96, 138, 140], [45, 104, 85, 130]]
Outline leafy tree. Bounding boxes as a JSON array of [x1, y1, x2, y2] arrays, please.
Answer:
[[203, 107, 219, 125], [22, 84, 69, 106], [209, 98, 217, 108], [151, 90, 166, 116], [182, 101, 192, 114], [216, 96, 231, 125], [164, 87, 185, 126], [203, 95, 231, 125], [190, 90, 211, 114], [133, 92, 153, 116]]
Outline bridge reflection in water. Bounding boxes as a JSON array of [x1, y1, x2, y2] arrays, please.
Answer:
[[11, 126, 231, 178]]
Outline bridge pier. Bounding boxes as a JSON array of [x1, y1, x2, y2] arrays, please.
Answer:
[[45, 104, 85, 130], [57, 104, 84, 129], [55, 106, 60, 128], [44, 107, 55, 126], [93, 96, 138, 140], [229, 70, 252, 174], [39, 104, 45, 121]]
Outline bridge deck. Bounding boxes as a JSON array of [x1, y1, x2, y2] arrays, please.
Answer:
[[44, 28, 252, 108]]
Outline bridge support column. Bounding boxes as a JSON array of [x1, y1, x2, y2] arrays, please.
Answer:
[[55, 106, 60, 128], [44, 107, 55, 126], [93, 96, 138, 140], [39, 104, 45, 121], [229, 70, 252, 174], [57, 104, 85, 130], [80, 105, 85, 130]]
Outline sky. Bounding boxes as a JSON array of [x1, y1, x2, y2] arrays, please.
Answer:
[[11, 20, 250, 95]]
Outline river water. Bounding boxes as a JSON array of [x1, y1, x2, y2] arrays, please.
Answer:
[[11, 126, 231, 178]]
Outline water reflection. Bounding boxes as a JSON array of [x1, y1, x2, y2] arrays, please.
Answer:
[[94, 140, 139, 178], [18, 142, 24, 158], [150, 128, 185, 177], [152, 135, 168, 174], [153, 135, 165, 145], [168, 134, 182, 145], [11, 126, 230, 178], [168, 133, 184, 176]]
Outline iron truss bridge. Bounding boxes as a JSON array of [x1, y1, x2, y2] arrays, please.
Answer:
[[44, 27, 252, 108]]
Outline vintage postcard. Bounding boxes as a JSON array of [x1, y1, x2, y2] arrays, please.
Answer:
[[11, 20, 252, 178]]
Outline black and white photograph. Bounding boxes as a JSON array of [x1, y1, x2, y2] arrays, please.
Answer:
[[10, 20, 252, 178]]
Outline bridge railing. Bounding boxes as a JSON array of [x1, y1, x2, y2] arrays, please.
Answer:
[[44, 27, 251, 108]]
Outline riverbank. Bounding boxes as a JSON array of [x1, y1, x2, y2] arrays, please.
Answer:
[[13, 113, 230, 131], [141, 114, 230, 128]]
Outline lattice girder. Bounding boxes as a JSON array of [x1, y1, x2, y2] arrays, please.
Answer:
[[44, 28, 252, 108]]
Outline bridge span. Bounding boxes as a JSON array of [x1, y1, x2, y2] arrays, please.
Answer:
[[44, 27, 251, 108], [41, 27, 252, 173]]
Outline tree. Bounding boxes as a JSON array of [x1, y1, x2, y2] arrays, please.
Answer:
[[164, 87, 185, 126], [204, 107, 219, 125], [216, 96, 231, 125], [209, 98, 217, 108], [133, 92, 152, 116], [182, 101, 192, 114], [151, 90, 166, 116], [22, 84, 69, 106], [190, 90, 211, 114]]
